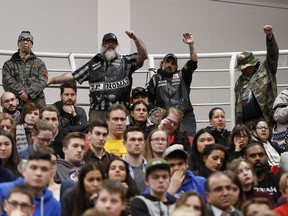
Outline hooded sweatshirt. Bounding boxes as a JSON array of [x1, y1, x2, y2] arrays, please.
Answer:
[[0, 177, 61, 216], [55, 158, 82, 183]]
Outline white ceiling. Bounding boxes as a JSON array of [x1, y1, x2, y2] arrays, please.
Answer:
[[211, 0, 288, 8]]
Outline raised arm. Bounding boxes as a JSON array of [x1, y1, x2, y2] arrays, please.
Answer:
[[47, 72, 74, 86], [125, 30, 148, 66], [183, 33, 197, 61], [263, 24, 279, 76]]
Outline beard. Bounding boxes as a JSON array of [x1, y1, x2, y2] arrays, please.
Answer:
[[253, 162, 269, 175], [4, 108, 17, 115], [101, 46, 120, 61]]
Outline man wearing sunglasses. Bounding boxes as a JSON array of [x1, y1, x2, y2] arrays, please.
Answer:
[[2, 31, 48, 111]]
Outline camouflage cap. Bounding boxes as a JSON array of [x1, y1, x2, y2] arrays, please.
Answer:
[[236, 51, 259, 71], [145, 158, 170, 177]]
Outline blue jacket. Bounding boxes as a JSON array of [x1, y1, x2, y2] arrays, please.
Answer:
[[0, 178, 61, 216], [145, 170, 206, 201], [19, 144, 35, 160]]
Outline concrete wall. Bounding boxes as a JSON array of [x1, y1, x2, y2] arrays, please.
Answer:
[[0, 0, 287, 130]]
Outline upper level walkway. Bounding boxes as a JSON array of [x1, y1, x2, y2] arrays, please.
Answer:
[[0, 49, 287, 130]]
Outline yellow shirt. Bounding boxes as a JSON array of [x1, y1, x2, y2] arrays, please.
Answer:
[[104, 137, 127, 158]]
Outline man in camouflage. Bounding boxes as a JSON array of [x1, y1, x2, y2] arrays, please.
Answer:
[[234, 25, 279, 130], [2, 31, 48, 110]]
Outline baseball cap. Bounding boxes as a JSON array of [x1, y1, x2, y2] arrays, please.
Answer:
[[18, 31, 33, 44], [102, 33, 118, 43], [132, 87, 147, 98], [145, 158, 170, 177], [163, 144, 187, 160], [163, 53, 178, 64], [235, 51, 260, 71]]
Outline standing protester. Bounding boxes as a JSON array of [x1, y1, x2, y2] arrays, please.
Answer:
[[47, 31, 147, 122], [147, 33, 198, 136], [2, 31, 48, 110], [234, 25, 279, 130]]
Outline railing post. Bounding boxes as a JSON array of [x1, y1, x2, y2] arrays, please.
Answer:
[[148, 54, 156, 78], [68, 53, 77, 71], [229, 52, 238, 129]]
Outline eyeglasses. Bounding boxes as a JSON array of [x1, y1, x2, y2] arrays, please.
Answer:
[[19, 37, 32, 43], [256, 126, 269, 130], [36, 136, 53, 145], [7, 200, 33, 211], [166, 118, 179, 126], [103, 41, 117, 45], [2, 98, 16, 104], [151, 138, 167, 142]]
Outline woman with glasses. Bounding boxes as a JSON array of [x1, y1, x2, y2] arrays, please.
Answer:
[[15, 103, 39, 152], [158, 107, 190, 151], [228, 124, 251, 162], [126, 100, 155, 139], [252, 119, 284, 166], [143, 128, 168, 161]]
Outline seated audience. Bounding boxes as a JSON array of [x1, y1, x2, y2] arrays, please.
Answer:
[[272, 88, 288, 149], [143, 128, 168, 161], [189, 128, 216, 173], [0, 113, 15, 137], [198, 144, 228, 178], [83, 120, 118, 172], [0, 130, 21, 176], [224, 170, 246, 210], [206, 107, 231, 146], [273, 173, 288, 216], [19, 119, 54, 160], [15, 103, 39, 152], [61, 162, 105, 216], [0, 151, 60, 216], [131, 158, 175, 216], [205, 171, 242, 215], [55, 132, 85, 183], [244, 142, 282, 204], [158, 107, 190, 151], [175, 191, 208, 216], [242, 197, 274, 216], [3, 185, 35, 216], [95, 179, 127, 216], [0, 92, 20, 123], [251, 119, 284, 166], [228, 124, 251, 162], [228, 158, 274, 205], [126, 100, 154, 139], [53, 81, 88, 133]]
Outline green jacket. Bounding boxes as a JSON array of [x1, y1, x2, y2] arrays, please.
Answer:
[[2, 51, 47, 109], [235, 35, 279, 129]]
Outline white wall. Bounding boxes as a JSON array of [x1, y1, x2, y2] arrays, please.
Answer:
[[0, 0, 287, 130]]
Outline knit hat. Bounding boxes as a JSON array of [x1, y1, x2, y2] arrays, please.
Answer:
[[145, 158, 170, 177], [236, 51, 259, 71], [18, 31, 33, 44]]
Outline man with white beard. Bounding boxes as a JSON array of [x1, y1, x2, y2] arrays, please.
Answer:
[[47, 31, 148, 122]]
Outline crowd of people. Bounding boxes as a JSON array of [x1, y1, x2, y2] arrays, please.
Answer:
[[0, 24, 287, 216]]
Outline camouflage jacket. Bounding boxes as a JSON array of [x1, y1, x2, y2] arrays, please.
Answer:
[[2, 51, 48, 109], [235, 35, 279, 129]]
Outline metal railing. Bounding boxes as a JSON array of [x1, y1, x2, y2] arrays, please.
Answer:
[[0, 49, 288, 129]]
